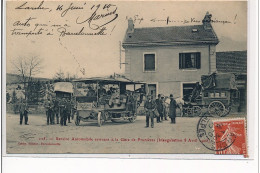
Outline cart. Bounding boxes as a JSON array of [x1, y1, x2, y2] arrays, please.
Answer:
[[73, 77, 146, 127], [182, 73, 237, 117]]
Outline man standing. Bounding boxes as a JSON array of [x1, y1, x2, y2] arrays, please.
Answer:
[[67, 99, 72, 123], [155, 94, 164, 123], [144, 95, 156, 128], [162, 96, 168, 121], [169, 94, 177, 124], [53, 97, 60, 124], [19, 99, 29, 125], [59, 98, 67, 126], [44, 98, 54, 125]]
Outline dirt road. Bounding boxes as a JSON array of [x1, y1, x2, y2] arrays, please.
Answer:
[[5, 113, 245, 154]]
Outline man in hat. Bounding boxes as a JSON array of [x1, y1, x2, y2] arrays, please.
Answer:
[[59, 98, 67, 126], [155, 94, 164, 123], [162, 96, 168, 121], [44, 97, 54, 125], [169, 94, 177, 124], [144, 95, 156, 128], [53, 97, 60, 124], [19, 99, 29, 125]]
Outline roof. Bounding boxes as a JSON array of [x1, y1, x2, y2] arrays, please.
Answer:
[[73, 77, 146, 85], [216, 51, 247, 74], [122, 25, 219, 47], [54, 82, 73, 93]]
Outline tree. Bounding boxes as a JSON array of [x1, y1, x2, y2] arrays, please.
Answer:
[[11, 56, 43, 100], [53, 68, 78, 82], [54, 68, 65, 82]]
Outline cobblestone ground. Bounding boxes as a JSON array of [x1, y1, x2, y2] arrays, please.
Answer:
[[5, 112, 246, 154]]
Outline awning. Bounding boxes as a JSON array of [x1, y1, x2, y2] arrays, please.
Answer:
[[54, 82, 73, 93]]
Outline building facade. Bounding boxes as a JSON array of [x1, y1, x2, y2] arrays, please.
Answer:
[[122, 12, 219, 100]]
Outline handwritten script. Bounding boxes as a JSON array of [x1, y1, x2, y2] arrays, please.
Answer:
[[10, 1, 118, 38]]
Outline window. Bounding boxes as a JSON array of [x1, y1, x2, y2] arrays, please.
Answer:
[[179, 52, 201, 69], [221, 92, 226, 98], [182, 83, 197, 101], [144, 54, 156, 71]]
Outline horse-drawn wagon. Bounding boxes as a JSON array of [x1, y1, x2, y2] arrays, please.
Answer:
[[181, 73, 238, 117]]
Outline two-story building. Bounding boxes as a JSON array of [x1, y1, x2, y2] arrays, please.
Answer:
[[122, 12, 219, 100]]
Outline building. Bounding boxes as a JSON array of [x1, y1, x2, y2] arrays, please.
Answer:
[[122, 12, 219, 100], [216, 51, 247, 112]]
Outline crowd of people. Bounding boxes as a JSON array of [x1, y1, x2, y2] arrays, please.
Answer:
[[144, 94, 177, 128], [44, 96, 74, 126], [18, 92, 177, 128]]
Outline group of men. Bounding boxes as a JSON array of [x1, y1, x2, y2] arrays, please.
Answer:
[[44, 97, 73, 126], [144, 94, 177, 128]]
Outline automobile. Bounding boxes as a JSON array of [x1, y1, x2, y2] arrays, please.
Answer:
[[73, 76, 146, 127]]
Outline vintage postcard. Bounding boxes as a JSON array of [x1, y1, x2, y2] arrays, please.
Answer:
[[3, 0, 251, 158]]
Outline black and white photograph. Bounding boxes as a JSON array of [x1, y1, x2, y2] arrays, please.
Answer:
[[3, 0, 253, 158]]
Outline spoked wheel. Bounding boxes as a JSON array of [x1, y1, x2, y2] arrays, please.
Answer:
[[208, 101, 225, 117], [222, 106, 231, 117], [193, 106, 202, 117], [129, 114, 137, 123], [75, 115, 80, 126], [97, 112, 105, 127]]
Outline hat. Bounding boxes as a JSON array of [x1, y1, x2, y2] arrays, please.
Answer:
[[170, 94, 173, 98]]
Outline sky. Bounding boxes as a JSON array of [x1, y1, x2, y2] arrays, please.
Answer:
[[6, 1, 247, 79]]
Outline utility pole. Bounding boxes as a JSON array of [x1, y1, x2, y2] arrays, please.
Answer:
[[119, 41, 127, 69]]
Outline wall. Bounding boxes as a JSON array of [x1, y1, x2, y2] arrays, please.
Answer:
[[125, 44, 217, 97]]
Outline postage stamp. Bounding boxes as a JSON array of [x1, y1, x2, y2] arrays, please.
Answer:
[[213, 118, 247, 157]]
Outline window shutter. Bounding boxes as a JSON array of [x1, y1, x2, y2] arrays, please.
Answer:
[[179, 53, 182, 69], [196, 53, 201, 69]]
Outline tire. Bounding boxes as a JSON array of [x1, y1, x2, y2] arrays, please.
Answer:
[[193, 106, 202, 117], [129, 114, 137, 123], [208, 101, 225, 117], [222, 106, 231, 117], [97, 112, 104, 127], [75, 115, 80, 126]]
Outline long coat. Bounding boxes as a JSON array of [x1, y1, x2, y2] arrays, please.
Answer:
[[169, 98, 177, 118]]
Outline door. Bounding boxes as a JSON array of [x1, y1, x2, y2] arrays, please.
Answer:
[[182, 83, 196, 101], [148, 84, 156, 99]]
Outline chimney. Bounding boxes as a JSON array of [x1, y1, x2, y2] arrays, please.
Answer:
[[127, 18, 134, 33], [202, 12, 212, 30]]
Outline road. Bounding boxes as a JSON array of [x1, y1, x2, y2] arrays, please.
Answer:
[[5, 113, 246, 154]]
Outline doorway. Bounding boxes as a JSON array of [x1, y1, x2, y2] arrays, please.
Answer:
[[148, 84, 157, 99], [182, 83, 196, 101]]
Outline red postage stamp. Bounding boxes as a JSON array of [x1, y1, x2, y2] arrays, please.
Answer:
[[213, 118, 247, 157]]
